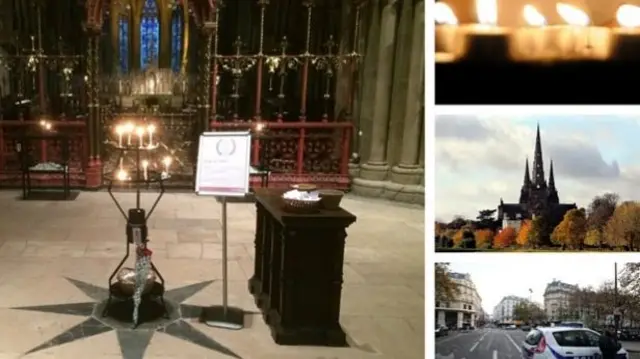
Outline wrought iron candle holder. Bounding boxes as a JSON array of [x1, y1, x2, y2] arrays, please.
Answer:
[[102, 123, 171, 328]]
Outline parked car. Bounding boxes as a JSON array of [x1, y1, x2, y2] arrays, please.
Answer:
[[435, 325, 449, 337], [506, 324, 517, 330], [521, 325, 531, 331], [558, 321, 585, 328], [522, 327, 629, 359]]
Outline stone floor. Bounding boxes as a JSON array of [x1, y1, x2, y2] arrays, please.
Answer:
[[0, 190, 425, 359]]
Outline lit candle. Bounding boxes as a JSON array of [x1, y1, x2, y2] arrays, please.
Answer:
[[116, 169, 128, 181], [511, 5, 551, 61], [147, 124, 156, 146], [125, 122, 134, 145], [142, 160, 149, 181], [115, 125, 124, 147], [456, 0, 511, 61], [162, 156, 172, 174], [136, 126, 145, 148], [553, 3, 611, 60], [434, 2, 458, 56], [255, 122, 265, 133], [611, 5, 640, 61]]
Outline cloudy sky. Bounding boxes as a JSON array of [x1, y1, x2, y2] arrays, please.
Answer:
[[435, 115, 640, 221], [445, 258, 626, 314]]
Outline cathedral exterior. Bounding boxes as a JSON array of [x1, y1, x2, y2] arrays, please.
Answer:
[[498, 125, 577, 231]]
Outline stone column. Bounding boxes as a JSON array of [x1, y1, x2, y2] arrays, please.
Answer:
[[356, 0, 381, 163], [391, 0, 424, 186], [386, 0, 414, 166], [360, 0, 398, 181], [457, 312, 464, 329], [437, 310, 446, 326]]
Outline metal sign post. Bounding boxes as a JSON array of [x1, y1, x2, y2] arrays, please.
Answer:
[[195, 131, 251, 331]]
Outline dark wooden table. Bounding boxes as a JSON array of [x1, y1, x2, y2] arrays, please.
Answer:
[[248, 189, 356, 346], [17, 133, 71, 200]]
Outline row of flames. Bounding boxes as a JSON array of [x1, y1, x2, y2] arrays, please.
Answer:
[[435, 1, 640, 28]]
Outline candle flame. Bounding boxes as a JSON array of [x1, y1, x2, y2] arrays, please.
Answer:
[[255, 122, 265, 132], [523, 5, 546, 26], [115, 125, 124, 135], [434, 2, 458, 25], [142, 160, 149, 168], [116, 169, 128, 181], [557, 3, 590, 26], [163, 156, 172, 166], [147, 124, 156, 133], [135, 126, 145, 136], [617, 4, 640, 28], [476, 0, 498, 25], [124, 122, 134, 132]]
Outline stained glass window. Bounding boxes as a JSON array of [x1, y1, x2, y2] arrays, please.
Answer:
[[118, 17, 129, 73], [140, 0, 160, 69], [170, 6, 183, 73]]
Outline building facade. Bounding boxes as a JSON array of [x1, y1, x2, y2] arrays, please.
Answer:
[[544, 280, 578, 321], [497, 125, 577, 234], [435, 272, 482, 328], [493, 296, 528, 324]]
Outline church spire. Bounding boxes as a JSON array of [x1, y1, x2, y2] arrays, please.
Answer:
[[532, 123, 546, 188], [523, 158, 531, 186], [549, 159, 556, 189]]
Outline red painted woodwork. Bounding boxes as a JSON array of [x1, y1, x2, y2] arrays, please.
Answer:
[[0, 119, 88, 188], [210, 120, 352, 190]]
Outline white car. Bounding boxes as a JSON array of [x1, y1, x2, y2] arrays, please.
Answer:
[[522, 327, 628, 359]]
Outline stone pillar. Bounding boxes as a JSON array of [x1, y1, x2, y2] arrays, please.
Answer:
[[360, 0, 398, 181], [457, 311, 464, 329], [437, 310, 446, 326], [356, 0, 381, 163], [386, 0, 413, 166], [85, 25, 103, 189], [390, 0, 424, 186]]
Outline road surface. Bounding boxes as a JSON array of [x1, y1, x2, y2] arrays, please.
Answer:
[[435, 328, 640, 359], [435, 328, 528, 359]]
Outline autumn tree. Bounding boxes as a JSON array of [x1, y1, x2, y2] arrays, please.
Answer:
[[551, 209, 587, 249], [476, 209, 497, 230], [587, 193, 619, 246], [516, 220, 532, 247], [605, 201, 640, 250], [584, 229, 602, 247], [494, 227, 516, 248], [452, 229, 465, 247], [475, 229, 494, 248], [435, 263, 459, 302], [528, 215, 547, 248]]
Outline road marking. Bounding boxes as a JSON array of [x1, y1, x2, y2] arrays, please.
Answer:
[[469, 332, 489, 352], [505, 333, 521, 351], [436, 332, 462, 344], [493, 350, 498, 359]]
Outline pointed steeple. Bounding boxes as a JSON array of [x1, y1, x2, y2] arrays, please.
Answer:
[[532, 123, 546, 188], [549, 159, 556, 189], [523, 158, 531, 186]]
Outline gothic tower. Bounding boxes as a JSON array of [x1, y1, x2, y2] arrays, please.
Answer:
[[530, 124, 549, 215], [548, 160, 559, 204], [518, 158, 531, 204]]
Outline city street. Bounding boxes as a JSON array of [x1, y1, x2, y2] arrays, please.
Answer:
[[435, 328, 640, 359], [435, 328, 526, 359]]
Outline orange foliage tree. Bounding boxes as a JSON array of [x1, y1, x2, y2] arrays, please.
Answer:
[[494, 227, 516, 248], [516, 220, 532, 247], [551, 209, 587, 249], [475, 229, 494, 248], [452, 230, 465, 246]]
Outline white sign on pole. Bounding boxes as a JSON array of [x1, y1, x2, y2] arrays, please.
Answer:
[[195, 131, 251, 197]]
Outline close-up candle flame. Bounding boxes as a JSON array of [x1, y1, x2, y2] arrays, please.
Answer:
[[523, 5, 546, 26], [476, 0, 498, 26], [617, 4, 640, 28], [434, 2, 458, 25], [556, 3, 590, 26]]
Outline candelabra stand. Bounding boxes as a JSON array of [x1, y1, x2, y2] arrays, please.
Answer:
[[102, 141, 169, 329]]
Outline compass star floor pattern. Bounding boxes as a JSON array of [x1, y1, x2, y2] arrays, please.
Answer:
[[11, 277, 241, 359]]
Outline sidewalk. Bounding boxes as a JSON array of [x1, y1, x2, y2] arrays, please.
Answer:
[[622, 341, 640, 353]]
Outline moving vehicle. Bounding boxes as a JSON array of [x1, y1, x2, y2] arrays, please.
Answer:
[[521, 325, 531, 331], [522, 327, 628, 359], [435, 325, 449, 337], [558, 321, 585, 328]]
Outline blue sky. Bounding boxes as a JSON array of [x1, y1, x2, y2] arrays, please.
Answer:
[[435, 115, 640, 221]]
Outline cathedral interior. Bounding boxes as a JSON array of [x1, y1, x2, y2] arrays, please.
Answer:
[[0, 0, 425, 203]]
